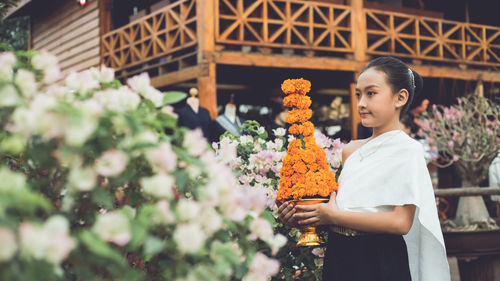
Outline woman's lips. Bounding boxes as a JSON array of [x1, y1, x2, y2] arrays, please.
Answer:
[[360, 112, 370, 118]]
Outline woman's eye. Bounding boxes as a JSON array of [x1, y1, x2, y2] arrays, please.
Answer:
[[355, 92, 361, 98], [367, 91, 376, 96]]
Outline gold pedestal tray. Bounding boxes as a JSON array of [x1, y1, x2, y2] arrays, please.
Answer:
[[290, 198, 329, 247]]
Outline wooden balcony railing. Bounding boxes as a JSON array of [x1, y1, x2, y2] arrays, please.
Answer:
[[100, 0, 500, 73], [101, 0, 197, 71], [215, 0, 354, 55], [365, 9, 500, 66]]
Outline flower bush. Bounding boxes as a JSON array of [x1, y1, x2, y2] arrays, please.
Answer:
[[0, 51, 283, 281], [414, 95, 500, 186], [213, 120, 344, 280]]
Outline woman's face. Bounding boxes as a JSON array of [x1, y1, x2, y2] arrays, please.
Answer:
[[355, 68, 401, 128]]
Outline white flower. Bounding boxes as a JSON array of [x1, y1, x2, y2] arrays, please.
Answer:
[[140, 173, 174, 198], [146, 142, 177, 173], [240, 135, 254, 144], [0, 168, 26, 192], [100, 66, 115, 83], [272, 127, 286, 137], [249, 217, 273, 241], [64, 118, 97, 146], [0, 227, 17, 262], [65, 70, 100, 93], [95, 150, 128, 177], [67, 166, 97, 191], [268, 234, 287, 255], [15, 69, 37, 98], [176, 199, 201, 221], [93, 87, 141, 112], [173, 223, 206, 254], [183, 129, 208, 156], [257, 126, 265, 135], [93, 211, 131, 246], [19, 216, 75, 264], [32, 50, 58, 72], [155, 200, 176, 224], [127, 72, 150, 94], [0, 85, 20, 107], [161, 105, 178, 119], [142, 87, 164, 107], [0, 52, 15, 82], [32, 51, 61, 83], [243, 253, 280, 281], [215, 137, 237, 164], [198, 208, 222, 235]]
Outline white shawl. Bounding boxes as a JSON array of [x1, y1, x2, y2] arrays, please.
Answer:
[[336, 129, 450, 281]]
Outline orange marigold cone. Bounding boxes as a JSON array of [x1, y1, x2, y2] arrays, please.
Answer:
[[277, 79, 338, 201]]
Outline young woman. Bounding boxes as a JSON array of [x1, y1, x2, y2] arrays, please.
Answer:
[[278, 57, 450, 281]]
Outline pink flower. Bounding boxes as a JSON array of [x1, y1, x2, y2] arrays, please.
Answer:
[[93, 211, 131, 246], [312, 247, 325, 258], [474, 152, 479, 158], [452, 155, 459, 162], [448, 141, 454, 147], [147, 142, 177, 172]]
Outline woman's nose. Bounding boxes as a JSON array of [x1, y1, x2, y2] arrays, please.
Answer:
[[357, 95, 367, 109]]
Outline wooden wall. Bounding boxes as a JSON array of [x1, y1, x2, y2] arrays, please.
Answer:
[[31, 0, 100, 74]]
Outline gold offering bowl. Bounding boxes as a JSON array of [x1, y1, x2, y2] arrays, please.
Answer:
[[289, 198, 329, 247]]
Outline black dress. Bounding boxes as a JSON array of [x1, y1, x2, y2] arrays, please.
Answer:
[[322, 231, 412, 281]]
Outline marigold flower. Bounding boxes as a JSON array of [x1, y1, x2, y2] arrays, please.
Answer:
[[277, 78, 337, 201]]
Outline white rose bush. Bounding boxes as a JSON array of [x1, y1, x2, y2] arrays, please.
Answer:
[[0, 51, 283, 280], [212, 121, 344, 280]]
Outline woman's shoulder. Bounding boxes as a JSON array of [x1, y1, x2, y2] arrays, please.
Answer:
[[341, 139, 368, 165]]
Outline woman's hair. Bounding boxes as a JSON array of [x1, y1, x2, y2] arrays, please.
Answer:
[[362, 56, 423, 117]]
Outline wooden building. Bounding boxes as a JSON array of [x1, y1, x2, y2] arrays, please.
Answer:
[[7, 0, 500, 139]]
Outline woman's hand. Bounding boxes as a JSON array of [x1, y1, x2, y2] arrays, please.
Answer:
[[276, 200, 299, 227], [293, 191, 340, 227]]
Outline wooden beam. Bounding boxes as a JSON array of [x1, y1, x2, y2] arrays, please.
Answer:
[[349, 76, 361, 140], [413, 65, 500, 82], [176, 83, 248, 91], [435, 187, 500, 197], [351, 0, 368, 64], [197, 62, 217, 119], [316, 88, 350, 96], [151, 65, 208, 88], [214, 51, 363, 71], [197, 0, 215, 63]]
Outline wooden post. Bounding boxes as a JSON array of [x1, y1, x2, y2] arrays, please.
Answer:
[[349, 0, 367, 140], [196, 0, 217, 118], [350, 74, 361, 140], [198, 62, 217, 119], [99, 0, 112, 65]]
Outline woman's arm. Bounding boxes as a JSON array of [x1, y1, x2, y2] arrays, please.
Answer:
[[294, 192, 416, 235]]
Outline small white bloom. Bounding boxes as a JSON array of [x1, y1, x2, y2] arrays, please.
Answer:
[[64, 118, 97, 146], [15, 69, 37, 98], [198, 208, 222, 235], [0, 227, 17, 262], [146, 142, 177, 173], [143, 87, 164, 107], [155, 200, 176, 224], [0, 85, 20, 107], [19, 216, 75, 264], [127, 72, 150, 94], [100, 65, 115, 83], [257, 126, 265, 135], [0, 52, 15, 82], [93, 211, 131, 246], [67, 166, 97, 191], [0, 168, 26, 191], [249, 217, 273, 241], [272, 127, 286, 137], [140, 173, 174, 199], [183, 129, 208, 156], [176, 199, 201, 221], [240, 135, 254, 144], [65, 70, 100, 93], [95, 150, 128, 177], [173, 223, 206, 254]]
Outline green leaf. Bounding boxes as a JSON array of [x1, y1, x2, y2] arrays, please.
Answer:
[[143, 236, 165, 256], [163, 91, 187, 105], [79, 231, 126, 266], [91, 188, 114, 210]]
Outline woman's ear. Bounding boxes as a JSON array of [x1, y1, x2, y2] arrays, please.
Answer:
[[395, 89, 409, 109]]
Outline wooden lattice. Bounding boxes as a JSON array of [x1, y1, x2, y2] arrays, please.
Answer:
[[365, 9, 500, 66], [101, 0, 197, 71], [216, 0, 353, 53]]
